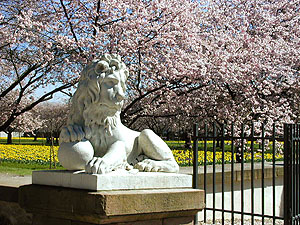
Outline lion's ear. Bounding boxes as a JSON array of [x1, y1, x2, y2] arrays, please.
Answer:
[[95, 61, 109, 74], [109, 59, 120, 70], [111, 54, 121, 62], [101, 54, 112, 61]]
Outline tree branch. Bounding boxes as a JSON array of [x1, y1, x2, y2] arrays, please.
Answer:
[[0, 83, 73, 132], [0, 64, 40, 99], [127, 113, 180, 128], [93, 0, 101, 36], [122, 83, 168, 116], [60, 0, 82, 53], [145, 11, 182, 44], [0, 43, 9, 51], [136, 47, 142, 95], [122, 77, 190, 117], [96, 17, 125, 30], [124, 80, 208, 127]]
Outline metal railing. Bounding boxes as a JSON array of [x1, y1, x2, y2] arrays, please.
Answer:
[[192, 122, 298, 224], [284, 124, 300, 224]]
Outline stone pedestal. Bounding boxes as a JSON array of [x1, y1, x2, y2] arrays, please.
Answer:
[[19, 185, 204, 225], [32, 170, 192, 191]]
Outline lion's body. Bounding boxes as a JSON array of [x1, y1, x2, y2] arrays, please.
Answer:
[[59, 54, 179, 174], [88, 120, 140, 161]]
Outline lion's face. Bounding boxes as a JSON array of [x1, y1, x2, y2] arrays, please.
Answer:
[[99, 70, 126, 111], [69, 54, 128, 128]]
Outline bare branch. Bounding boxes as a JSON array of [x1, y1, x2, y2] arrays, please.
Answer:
[[93, 0, 101, 36], [60, 0, 82, 53], [0, 63, 40, 99], [96, 17, 125, 30], [122, 83, 168, 116], [0, 83, 73, 131], [136, 47, 142, 95], [60, 90, 73, 97]]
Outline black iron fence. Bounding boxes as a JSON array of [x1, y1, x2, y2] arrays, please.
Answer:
[[284, 124, 300, 224], [192, 123, 300, 225]]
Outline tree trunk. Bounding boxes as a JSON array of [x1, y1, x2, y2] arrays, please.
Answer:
[[55, 137, 59, 145], [216, 140, 220, 147], [7, 132, 12, 144], [166, 131, 170, 141]]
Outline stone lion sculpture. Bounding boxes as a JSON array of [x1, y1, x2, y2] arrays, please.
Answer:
[[58, 54, 179, 174]]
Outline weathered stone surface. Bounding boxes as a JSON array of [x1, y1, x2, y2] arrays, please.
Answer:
[[71, 222, 98, 225], [97, 189, 203, 216], [0, 185, 18, 202], [163, 216, 194, 225], [115, 220, 162, 225], [0, 200, 32, 225], [29, 215, 194, 225], [32, 214, 71, 225], [19, 185, 204, 224], [32, 170, 192, 191]]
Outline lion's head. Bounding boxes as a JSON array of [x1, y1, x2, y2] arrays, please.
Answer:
[[67, 54, 129, 133]]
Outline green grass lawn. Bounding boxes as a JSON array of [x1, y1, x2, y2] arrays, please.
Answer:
[[0, 161, 63, 176], [0, 137, 58, 146]]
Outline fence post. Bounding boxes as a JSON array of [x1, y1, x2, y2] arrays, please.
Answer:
[[193, 123, 199, 189], [284, 124, 292, 225], [193, 123, 199, 225]]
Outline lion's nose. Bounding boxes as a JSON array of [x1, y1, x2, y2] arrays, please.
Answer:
[[116, 91, 125, 101]]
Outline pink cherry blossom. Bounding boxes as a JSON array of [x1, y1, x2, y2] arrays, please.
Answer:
[[0, 0, 299, 137]]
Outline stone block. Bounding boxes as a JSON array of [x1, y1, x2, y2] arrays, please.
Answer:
[[116, 220, 162, 225], [32, 170, 192, 191], [0, 186, 18, 202], [163, 216, 194, 225], [32, 214, 71, 225], [0, 200, 32, 225], [19, 185, 204, 225], [71, 222, 98, 225]]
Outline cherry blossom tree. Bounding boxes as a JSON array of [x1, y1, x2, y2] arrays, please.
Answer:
[[1, 0, 299, 136], [188, 0, 300, 135], [38, 102, 70, 145], [1, 99, 43, 144], [133, 0, 300, 135], [0, 0, 79, 133], [0, 0, 209, 132]]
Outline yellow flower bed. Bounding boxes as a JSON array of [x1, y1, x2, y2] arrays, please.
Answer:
[[0, 143, 283, 166], [172, 150, 283, 166], [0, 144, 58, 164], [0, 137, 46, 140]]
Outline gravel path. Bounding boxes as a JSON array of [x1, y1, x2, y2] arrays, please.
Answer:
[[0, 173, 31, 187]]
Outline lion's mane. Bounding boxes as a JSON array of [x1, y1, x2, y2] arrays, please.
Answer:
[[67, 54, 129, 139]]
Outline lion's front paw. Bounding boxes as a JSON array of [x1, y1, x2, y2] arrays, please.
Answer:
[[59, 125, 91, 144], [134, 159, 162, 172], [85, 157, 112, 174]]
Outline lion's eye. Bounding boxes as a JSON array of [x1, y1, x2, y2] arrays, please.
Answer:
[[105, 81, 114, 88], [104, 79, 118, 88]]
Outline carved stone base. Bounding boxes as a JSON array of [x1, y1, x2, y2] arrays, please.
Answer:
[[32, 170, 192, 191], [19, 185, 204, 225]]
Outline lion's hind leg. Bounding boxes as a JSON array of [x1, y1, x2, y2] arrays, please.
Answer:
[[133, 129, 179, 173], [134, 159, 179, 172]]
